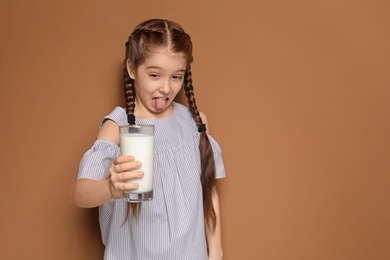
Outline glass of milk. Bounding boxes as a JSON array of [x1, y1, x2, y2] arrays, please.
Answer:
[[119, 125, 154, 202]]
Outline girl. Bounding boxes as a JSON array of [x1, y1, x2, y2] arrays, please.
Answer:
[[74, 19, 226, 260]]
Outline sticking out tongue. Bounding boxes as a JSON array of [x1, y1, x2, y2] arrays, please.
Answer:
[[153, 98, 168, 110]]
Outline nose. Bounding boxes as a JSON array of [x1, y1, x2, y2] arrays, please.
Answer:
[[159, 79, 171, 95]]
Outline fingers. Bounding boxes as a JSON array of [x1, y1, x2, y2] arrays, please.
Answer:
[[112, 155, 141, 173], [114, 171, 144, 183], [110, 171, 144, 196], [112, 155, 135, 166], [111, 175, 140, 191], [109, 176, 140, 199], [109, 156, 144, 198]]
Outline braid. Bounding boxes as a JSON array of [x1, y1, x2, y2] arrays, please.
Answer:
[[123, 44, 136, 125], [183, 67, 202, 123], [123, 42, 140, 218], [184, 66, 217, 232]]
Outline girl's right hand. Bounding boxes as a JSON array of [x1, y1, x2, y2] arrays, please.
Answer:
[[109, 155, 143, 199]]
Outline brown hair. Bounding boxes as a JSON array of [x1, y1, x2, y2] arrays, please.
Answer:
[[123, 19, 217, 232]]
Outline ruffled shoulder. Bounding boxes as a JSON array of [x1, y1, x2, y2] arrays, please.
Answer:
[[101, 106, 128, 127], [77, 139, 120, 180]]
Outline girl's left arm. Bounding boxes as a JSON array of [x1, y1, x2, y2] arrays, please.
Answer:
[[206, 187, 223, 260]]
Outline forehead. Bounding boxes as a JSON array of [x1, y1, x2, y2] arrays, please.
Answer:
[[141, 48, 187, 70]]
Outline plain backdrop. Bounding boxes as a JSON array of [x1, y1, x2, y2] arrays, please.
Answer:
[[1, 0, 389, 259]]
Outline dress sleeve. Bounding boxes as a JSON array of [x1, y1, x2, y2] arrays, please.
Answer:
[[77, 139, 121, 180], [209, 136, 226, 179], [100, 106, 128, 127], [78, 106, 127, 180]]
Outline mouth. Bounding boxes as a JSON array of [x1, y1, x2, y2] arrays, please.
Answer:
[[152, 97, 169, 110]]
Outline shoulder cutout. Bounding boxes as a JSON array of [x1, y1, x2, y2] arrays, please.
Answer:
[[97, 119, 120, 145]]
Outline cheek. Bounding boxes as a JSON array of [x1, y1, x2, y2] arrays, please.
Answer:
[[134, 77, 154, 93], [172, 82, 184, 95]]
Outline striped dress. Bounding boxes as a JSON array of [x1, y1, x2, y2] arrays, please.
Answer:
[[78, 102, 226, 260]]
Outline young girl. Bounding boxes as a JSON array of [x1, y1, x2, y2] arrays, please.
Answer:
[[74, 19, 226, 260]]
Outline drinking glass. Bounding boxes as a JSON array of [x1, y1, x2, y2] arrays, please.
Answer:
[[119, 125, 154, 202]]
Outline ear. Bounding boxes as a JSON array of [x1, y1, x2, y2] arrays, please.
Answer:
[[126, 59, 136, 79]]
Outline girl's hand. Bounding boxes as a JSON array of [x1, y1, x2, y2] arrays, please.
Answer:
[[109, 155, 143, 199]]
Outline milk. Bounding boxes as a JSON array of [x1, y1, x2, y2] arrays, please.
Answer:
[[120, 133, 154, 193]]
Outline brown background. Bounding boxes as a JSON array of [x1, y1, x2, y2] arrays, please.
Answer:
[[1, 0, 389, 259]]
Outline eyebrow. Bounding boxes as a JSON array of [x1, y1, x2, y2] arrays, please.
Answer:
[[146, 66, 186, 73], [145, 66, 162, 70]]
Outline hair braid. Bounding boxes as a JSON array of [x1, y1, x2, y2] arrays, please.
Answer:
[[123, 43, 136, 125], [183, 68, 202, 122], [123, 42, 140, 218], [184, 66, 217, 232]]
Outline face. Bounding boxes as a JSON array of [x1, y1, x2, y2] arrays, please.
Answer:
[[128, 49, 187, 119]]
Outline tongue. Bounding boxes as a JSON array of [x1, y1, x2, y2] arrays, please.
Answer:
[[154, 98, 167, 110]]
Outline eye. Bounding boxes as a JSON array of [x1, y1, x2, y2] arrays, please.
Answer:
[[172, 75, 183, 80], [149, 73, 159, 78]]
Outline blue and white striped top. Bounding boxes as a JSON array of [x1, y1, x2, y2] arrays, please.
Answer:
[[78, 102, 226, 260]]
